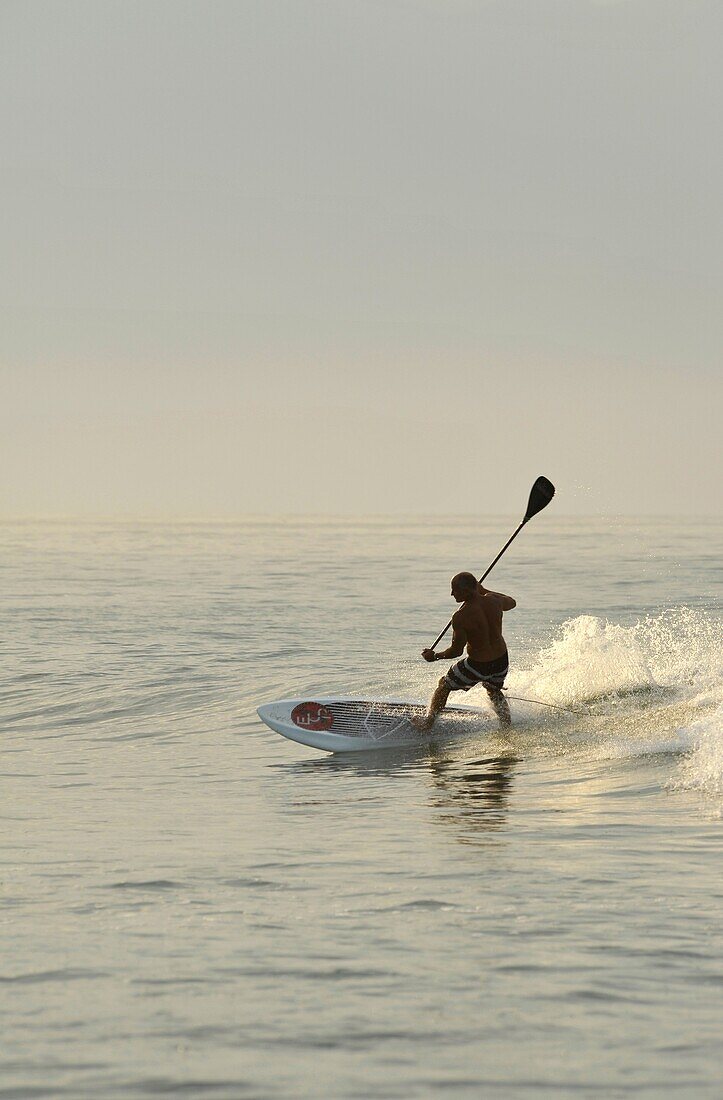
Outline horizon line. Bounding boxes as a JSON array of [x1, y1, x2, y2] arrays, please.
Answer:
[[1, 512, 720, 524]]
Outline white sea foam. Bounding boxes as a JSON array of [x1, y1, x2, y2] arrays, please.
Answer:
[[514, 609, 720, 703], [671, 703, 723, 811], [511, 609, 723, 804], [514, 614, 655, 705]]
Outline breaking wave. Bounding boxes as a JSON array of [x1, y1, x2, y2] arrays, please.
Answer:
[[511, 610, 723, 809]]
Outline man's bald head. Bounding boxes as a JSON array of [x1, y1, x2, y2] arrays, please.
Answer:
[[451, 572, 478, 598]]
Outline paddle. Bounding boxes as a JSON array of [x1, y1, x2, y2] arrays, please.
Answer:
[[428, 475, 555, 650]]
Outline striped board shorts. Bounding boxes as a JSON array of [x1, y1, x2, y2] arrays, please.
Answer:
[[444, 651, 509, 693]]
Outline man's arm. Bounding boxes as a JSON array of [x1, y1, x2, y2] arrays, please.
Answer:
[[422, 617, 467, 662], [481, 585, 516, 611]]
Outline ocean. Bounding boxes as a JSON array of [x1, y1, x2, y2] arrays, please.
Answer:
[[2, 515, 721, 1098]]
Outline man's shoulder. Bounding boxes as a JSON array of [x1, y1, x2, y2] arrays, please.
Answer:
[[454, 602, 479, 624]]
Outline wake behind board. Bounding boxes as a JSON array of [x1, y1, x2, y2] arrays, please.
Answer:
[[256, 697, 491, 752]]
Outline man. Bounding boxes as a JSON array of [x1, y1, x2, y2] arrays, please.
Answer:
[[413, 572, 516, 731]]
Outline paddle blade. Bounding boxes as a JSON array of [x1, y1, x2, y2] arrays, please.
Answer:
[[523, 476, 555, 522]]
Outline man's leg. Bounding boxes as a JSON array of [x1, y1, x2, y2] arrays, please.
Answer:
[[485, 684, 511, 728], [412, 677, 452, 732]]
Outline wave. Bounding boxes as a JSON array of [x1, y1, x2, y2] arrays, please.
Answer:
[[510, 610, 722, 808]]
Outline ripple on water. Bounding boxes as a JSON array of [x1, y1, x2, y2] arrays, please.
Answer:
[[116, 1079, 255, 1095], [105, 880, 184, 891], [0, 969, 108, 984]]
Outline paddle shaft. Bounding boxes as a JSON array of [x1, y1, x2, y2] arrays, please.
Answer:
[[428, 518, 527, 651]]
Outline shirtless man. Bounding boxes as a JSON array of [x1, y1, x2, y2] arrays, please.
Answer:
[[413, 572, 516, 731]]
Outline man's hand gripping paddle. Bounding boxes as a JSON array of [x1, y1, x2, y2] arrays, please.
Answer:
[[428, 476, 555, 651]]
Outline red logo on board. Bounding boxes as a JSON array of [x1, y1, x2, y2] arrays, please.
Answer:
[[291, 702, 334, 731]]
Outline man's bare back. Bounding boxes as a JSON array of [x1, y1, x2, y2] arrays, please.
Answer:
[[452, 587, 511, 663]]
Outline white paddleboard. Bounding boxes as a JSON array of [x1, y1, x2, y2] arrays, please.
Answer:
[[256, 696, 491, 752]]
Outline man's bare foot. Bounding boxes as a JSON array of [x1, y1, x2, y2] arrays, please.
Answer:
[[411, 714, 434, 732]]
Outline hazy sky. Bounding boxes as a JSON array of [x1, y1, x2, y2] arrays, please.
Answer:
[[2, 0, 720, 516]]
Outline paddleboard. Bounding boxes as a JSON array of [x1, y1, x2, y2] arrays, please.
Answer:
[[256, 696, 491, 752]]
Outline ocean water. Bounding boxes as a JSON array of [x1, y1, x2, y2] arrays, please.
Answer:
[[2, 515, 722, 1099]]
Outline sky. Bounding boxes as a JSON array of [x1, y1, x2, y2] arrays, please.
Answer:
[[2, 0, 720, 516]]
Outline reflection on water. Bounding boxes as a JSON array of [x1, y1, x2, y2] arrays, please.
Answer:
[[276, 741, 436, 778], [426, 754, 518, 843], [277, 746, 518, 843]]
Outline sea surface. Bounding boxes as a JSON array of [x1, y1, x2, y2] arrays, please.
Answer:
[[2, 515, 722, 1099]]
